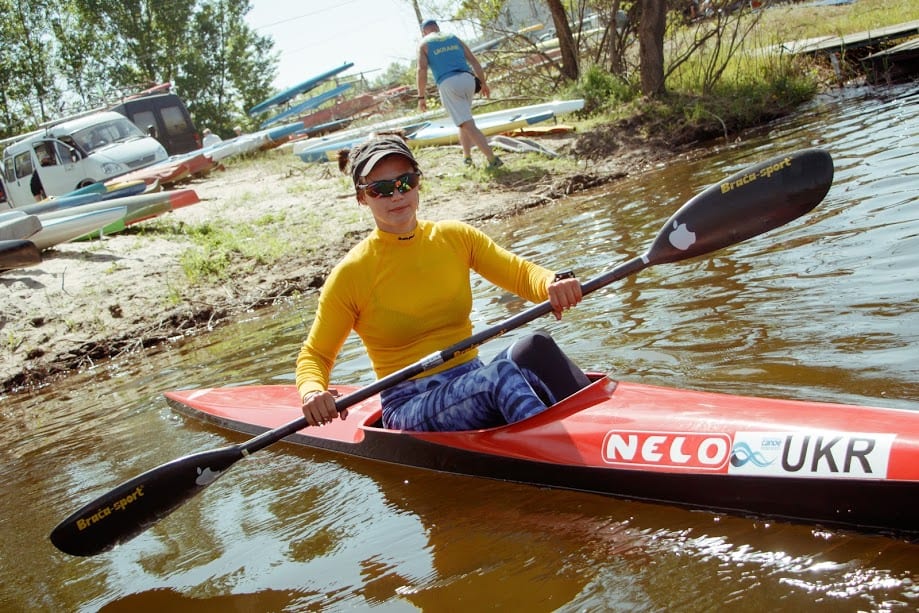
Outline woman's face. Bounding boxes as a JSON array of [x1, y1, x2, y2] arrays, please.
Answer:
[[356, 154, 420, 235]]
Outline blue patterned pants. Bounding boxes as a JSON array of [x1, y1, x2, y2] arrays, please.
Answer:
[[380, 347, 555, 432]]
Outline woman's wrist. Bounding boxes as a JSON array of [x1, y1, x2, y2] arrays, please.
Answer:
[[553, 270, 575, 282]]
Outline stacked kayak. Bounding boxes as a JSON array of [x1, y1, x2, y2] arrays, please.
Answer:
[[0, 183, 200, 265], [0, 211, 42, 241], [0, 239, 41, 269], [292, 99, 586, 163], [248, 62, 354, 117], [30, 206, 127, 250]]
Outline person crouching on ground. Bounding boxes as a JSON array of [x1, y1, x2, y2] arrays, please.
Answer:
[[296, 134, 590, 431], [416, 18, 503, 169]]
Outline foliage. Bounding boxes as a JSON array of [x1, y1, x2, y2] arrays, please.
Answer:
[[663, 0, 769, 95], [567, 64, 637, 114], [0, 0, 276, 140], [753, 0, 917, 40], [175, 0, 276, 136], [0, 0, 62, 131], [373, 62, 418, 90], [456, 0, 503, 23]]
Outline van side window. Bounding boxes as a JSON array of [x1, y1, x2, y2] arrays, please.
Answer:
[[53, 140, 78, 164], [161, 105, 193, 136], [33, 142, 58, 167], [14, 151, 34, 179], [132, 110, 156, 134], [3, 158, 17, 183]]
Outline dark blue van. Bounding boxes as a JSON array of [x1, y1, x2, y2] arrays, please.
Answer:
[[110, 93, 201, 155]]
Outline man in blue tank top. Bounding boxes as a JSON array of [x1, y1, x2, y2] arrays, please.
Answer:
[[416, 19, 503, 169]]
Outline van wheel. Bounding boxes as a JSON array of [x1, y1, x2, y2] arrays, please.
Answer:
[[77, 180, 95, 189]]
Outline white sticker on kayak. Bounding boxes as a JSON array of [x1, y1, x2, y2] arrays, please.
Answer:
[[728, 431, 895, 479], [602, 431, 732, 470]]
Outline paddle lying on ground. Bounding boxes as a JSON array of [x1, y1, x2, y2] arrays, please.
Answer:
[[50, 148, 835, 557]]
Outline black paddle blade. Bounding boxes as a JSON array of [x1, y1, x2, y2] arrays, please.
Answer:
[[50, 445, 243, 556], [645, 149, 833, 265]]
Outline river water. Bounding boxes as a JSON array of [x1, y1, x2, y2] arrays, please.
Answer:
[[2, 82, 917, 611]]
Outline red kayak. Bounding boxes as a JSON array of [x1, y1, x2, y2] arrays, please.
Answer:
[[164, 376, 919, 539], [59, 148, 907, 558]]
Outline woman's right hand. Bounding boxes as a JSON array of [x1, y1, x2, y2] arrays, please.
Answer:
[[547, 274, 582, 320], [301, 390, 347, 426]]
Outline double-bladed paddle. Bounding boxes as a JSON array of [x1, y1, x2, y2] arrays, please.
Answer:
[[50, 148, 834, 556]]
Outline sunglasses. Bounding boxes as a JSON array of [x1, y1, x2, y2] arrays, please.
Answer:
[[358, 172, 422, 198]]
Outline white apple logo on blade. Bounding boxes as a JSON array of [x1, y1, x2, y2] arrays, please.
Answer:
[[196, 466, 222, 485], [668, 220, 696, 250]]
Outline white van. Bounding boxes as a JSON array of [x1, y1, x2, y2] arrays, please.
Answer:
[[1, 111, 168, 208]]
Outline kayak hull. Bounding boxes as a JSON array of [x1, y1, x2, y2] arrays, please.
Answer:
[[164, 376, 919, 539], [0, 239, 41, 269]]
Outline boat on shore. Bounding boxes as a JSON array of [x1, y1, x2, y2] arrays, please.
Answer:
[[30, 206, 126, 250], [165, 377, 919, 540], [248, 62, 354, 116], [0, 211, 42, 241], [292, 99, 585, 162], [0, 239, 41, 269], [259, 83, 353, 128]]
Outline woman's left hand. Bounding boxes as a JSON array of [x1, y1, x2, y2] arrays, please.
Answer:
[[548, 276, 582, 320]]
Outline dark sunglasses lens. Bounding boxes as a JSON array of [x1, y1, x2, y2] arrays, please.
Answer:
[[366, 182, 395, 198], [400, 173, 421, 191], [365, 173, 420, 198]]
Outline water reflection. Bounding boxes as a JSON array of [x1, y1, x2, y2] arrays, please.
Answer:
[[2, 82, 917, 610], [93, 443, 918, 612]]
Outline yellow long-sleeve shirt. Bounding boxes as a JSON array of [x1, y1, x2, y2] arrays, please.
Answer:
[[295, 219, 554, 400]]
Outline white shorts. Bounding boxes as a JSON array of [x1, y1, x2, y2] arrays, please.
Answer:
[[437, 72, 475, 126]]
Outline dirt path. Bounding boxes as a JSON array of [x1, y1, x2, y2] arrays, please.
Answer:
[[0, 128, 673, 394]]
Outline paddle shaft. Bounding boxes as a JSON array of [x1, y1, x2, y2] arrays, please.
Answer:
[[50, 148, 834, 556]]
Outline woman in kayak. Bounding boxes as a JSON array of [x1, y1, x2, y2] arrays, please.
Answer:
[[296, 134, 590, 431]]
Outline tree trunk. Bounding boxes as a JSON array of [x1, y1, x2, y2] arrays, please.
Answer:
[[546, 0, 579, 81], [408, 0, 423, 25], [639, 0, 667, 97]]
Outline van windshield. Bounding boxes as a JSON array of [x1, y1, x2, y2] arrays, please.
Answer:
[[72, 117, 146, 154]]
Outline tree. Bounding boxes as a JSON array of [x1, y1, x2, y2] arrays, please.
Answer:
[[0, 0, 276, 138], [546, 0, 579, 82], [65, 0, 197, 89], [1, 0, 61, 127], [407, 0, 423, 24], [177, 0, 276, 134], [638, 0, 667, 96]]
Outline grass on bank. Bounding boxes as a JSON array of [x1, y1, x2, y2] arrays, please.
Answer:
[[134, 150, 364, 285], [135, 203, 303, 284], [177, 216, 288, 283]]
